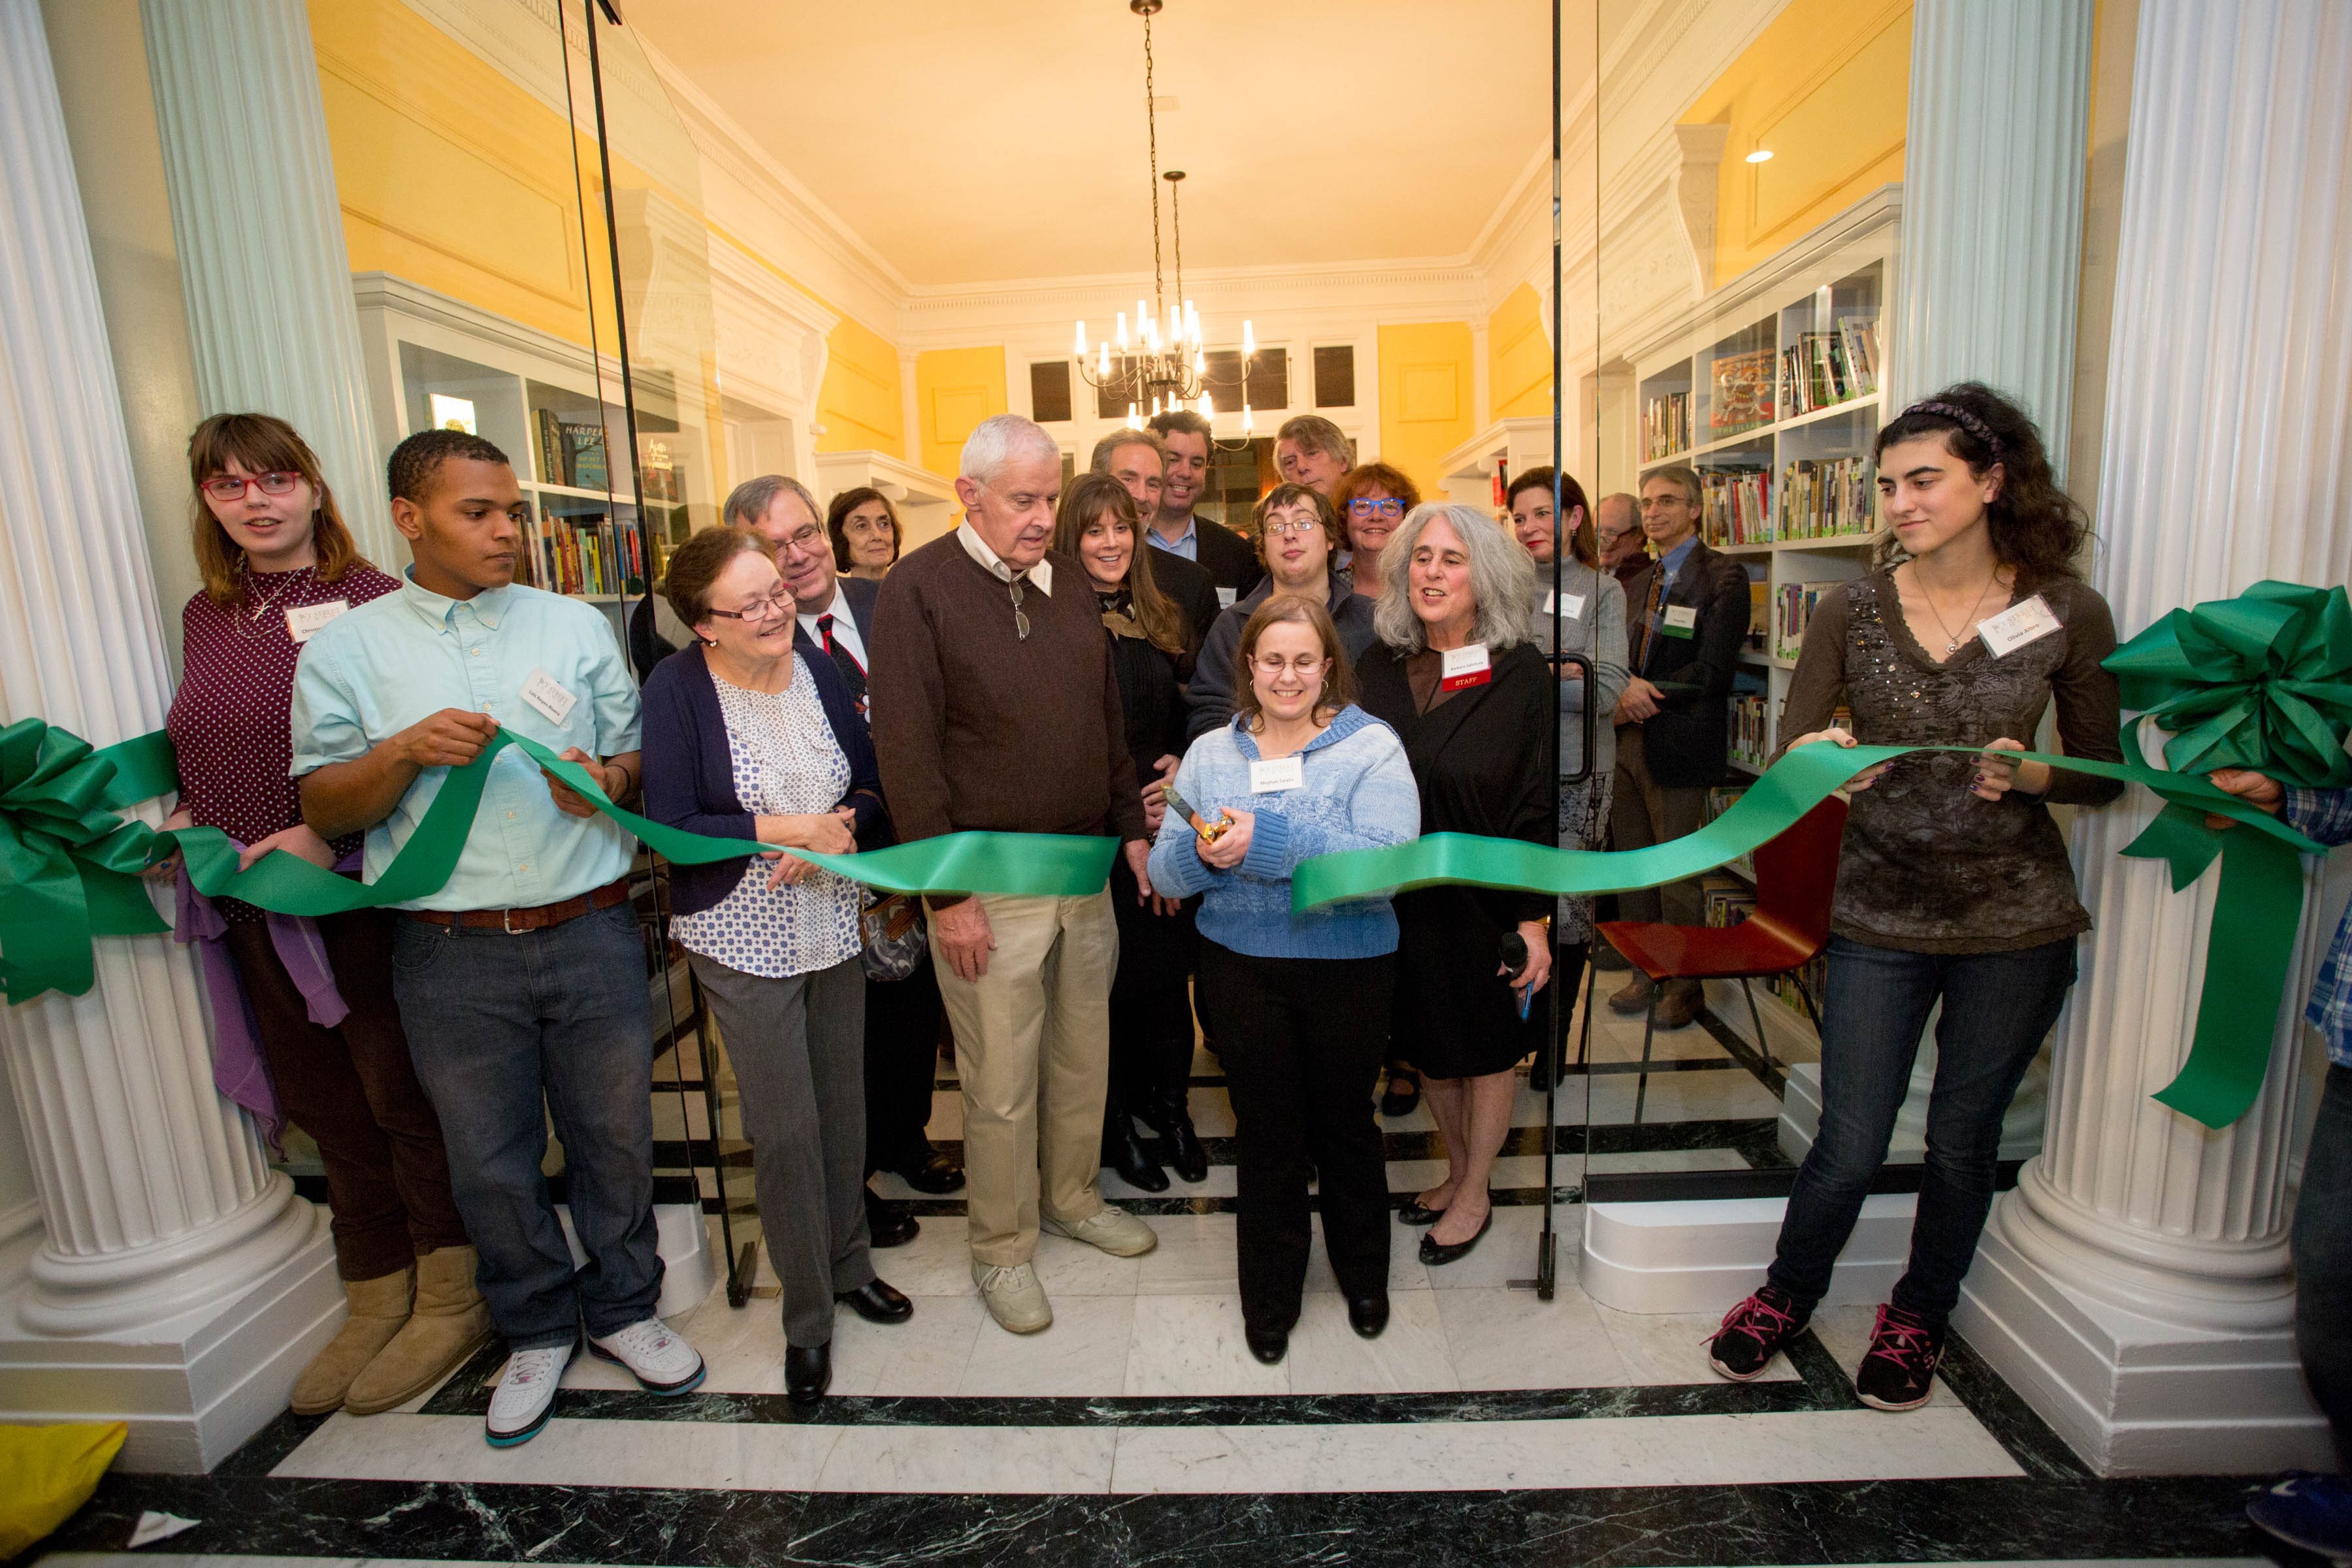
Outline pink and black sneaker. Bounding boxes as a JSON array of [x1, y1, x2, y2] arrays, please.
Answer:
[[1706, 1284, 1806, 1380], [1854, 1303, 1945, 1410]]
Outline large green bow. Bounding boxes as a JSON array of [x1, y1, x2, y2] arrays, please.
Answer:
[[0, 720, 173, 1004]]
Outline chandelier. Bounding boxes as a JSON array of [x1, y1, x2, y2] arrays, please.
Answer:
[[1073, 0, 1254, 436]]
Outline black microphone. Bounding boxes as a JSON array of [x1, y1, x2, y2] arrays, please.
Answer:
[[1501, 931, 1532, 1021]]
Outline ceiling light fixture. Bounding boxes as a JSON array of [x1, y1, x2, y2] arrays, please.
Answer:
[[1745, 149, 1774, 163], [1073, 0, 1254, 438]]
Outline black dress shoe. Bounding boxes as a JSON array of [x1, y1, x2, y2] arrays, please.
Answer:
[[785, 1342, 831, 1405], [1379, 1067, 1420, 1119], [1396, 1199, 1446, 1226], [1245, 1325, 1289, 1364], [1102, 1094, 1170, 1192], [836, 1279, 913, 1324], [1418, 1209, 1494, 1267], [1347, 1292, 1390, 1339], [864, 1188, 919, 1249], [1140, 1088, 1210, 1184], [892, 1151, 966, 1195]]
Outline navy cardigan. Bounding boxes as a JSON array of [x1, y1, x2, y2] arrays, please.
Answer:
[[639, 642, 889, 917]]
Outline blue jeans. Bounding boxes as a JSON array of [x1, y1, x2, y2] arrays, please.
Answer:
[[2296, 1062, 2352, 1465], [1766, 932, 2076, 1324], [391, 901, 662, 1348]]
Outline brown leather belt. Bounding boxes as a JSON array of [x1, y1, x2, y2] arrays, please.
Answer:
[[401, 875, 633, 934]]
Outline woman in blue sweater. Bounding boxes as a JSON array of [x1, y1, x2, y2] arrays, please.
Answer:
[[640, 527, 911, 1408], [1149, 596, 1420, 1365]]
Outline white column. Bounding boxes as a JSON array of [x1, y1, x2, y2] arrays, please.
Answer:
[[1957, 0, 2352, 1475], [0, 0, 338, 1471], [138, 0, 400, 570]]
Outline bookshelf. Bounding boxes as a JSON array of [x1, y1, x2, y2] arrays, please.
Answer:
[[1616, 189, 1901, 788], [353, 273, 719, 642]]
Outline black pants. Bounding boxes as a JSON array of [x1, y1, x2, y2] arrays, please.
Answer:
[[1199, 941, 1395, 1332], [1765, 934, 2074, 1324], [2296, 1062, 2352, 1465], [862, 953, 945, 1175]]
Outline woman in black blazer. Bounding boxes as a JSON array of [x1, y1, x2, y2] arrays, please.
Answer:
[[1356, 503, 1556, 1267], [639, 527, 907, 1408]]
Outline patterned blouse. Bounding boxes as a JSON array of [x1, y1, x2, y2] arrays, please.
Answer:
[[167, 562, 402, 922], [668, 655, 861, 978]]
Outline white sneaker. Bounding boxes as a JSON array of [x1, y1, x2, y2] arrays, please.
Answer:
[[485, 1340, 577, 1446], [587, 1318, 705, 1394], [1041, 1203, 1158, 1257], [971, 1260, 1053, 1334]]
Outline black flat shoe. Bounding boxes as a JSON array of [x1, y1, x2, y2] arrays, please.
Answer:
[[893, 1151, 966, 1195], [785, 1342, 831, 1405], [836, 1279, 913, 1324], [864, 1189, 919, 1249], [1347, 1292, 1390, 1339], [1380, 1068, 1420, 1119], [1245, 1325, 1289, 1364], [1396, 1198, 1446, 1226], [1418, 1209, 1494, 1267]]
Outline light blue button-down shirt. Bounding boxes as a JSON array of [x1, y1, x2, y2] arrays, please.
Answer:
[[1147, 515, 1200, 561], [289, 571, 642, 911]]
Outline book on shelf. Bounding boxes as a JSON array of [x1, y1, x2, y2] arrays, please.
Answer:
[[1776, 456, 1877, 538], [1700, 468, 1773, 546], [565, 422, 609, 492], [1710, 349, 1776, 436], [1773, 580, 1845, 662], [1642, 391, 1691, 461], [1779, 315, 1879, 418], [1701, 874, 1756, 930], [1704, 784, 1748, 825], [641, 439, 681, 504], [1729, 691, 1772, 771], [1747, 577, 1768, 649], [533, 408, 567, 487]]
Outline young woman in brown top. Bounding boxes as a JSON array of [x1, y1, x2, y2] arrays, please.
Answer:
[[1705, 383, 2123, 1411]]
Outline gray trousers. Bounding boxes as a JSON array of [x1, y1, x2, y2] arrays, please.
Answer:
[[1610, 724, 1709, 930], [690, 952, 874, 1347]]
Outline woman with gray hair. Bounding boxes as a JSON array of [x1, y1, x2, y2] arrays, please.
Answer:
[[1355, 502, 1556, 1267]]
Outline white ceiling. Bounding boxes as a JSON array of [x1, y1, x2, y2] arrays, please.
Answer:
[[624, 0, 1554, 290]]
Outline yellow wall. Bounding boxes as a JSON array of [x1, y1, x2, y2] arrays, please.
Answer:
[[914, 347, 1008, 485], [819, 314, 906, 459], [1377, 323, 1478, 501], [1488, 282, 1554, 420], [1680, 0, 1912, 288]]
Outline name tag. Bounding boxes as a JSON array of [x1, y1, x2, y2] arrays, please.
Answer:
[[519, 667, 580, 727], [1439, 643, 1493, 691], [1539, 591, 1586, 620], [1661, 604, 1698, 638], [1217, 587, 1238, 610], [1977, 594, 2062, 658], [284, 600, 349, 644], [1250, 755, 1304, 793]]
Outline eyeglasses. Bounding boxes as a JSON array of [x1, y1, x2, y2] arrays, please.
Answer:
[[1347, 498, 1405, 521], [705, 588, 794, 623], [1251, 653, 1330, 676], [1008, 578, 1030, 642], [774, 523, 826, 555], [202, 470, 301, 502], [1264, 517, 1323, 538]]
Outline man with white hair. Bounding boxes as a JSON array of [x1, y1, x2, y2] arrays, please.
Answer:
[[868, 414, 1160, 1334]]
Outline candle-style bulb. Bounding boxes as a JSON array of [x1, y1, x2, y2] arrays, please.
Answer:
[[1200, 391, 1215, 419], [1127, 402, 1140, 429], [1241, 321, 1256, 357], [1098, 340, 1111, 376], [1116, 312, 1128, 348], [1074, 321, 1086, 356], [1241, 402, 1254, 434]]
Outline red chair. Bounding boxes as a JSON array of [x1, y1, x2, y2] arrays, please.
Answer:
[[1590, 795, 1846, 1122]]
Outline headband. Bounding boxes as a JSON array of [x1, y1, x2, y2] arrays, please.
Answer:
[[1901, 400, 2002, 460]]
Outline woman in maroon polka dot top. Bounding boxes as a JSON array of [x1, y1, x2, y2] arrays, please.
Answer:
[[163, 412, 485, 1419]]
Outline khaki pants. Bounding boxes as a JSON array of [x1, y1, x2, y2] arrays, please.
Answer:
[[1611, 724, 1709, 929], [932, 889, 1119, 1266]]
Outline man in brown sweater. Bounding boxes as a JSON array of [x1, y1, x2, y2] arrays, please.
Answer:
[[869, 414, 1159, 1335]]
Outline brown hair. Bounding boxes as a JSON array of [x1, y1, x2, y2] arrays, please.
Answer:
[[825, 485, 902, 570], [1507, 466, 1598, 569], [188, 413, 370, 607], [1275, 414, 1353, 467], [1233, 595, 1356, 732], [1051, 472, 1186, 657], [1642, 464, 1702, 507], [1872, 381, 2089, 580], [1247, 482, 1337, 566], [1331, 463, 1423, 551], [664, 525, 772, 633]]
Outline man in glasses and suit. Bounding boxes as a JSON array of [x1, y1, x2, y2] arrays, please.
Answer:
[[867, 414, 1160, 1336]]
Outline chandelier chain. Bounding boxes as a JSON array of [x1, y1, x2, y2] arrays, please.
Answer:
[[1145, 8, 1163, 320]]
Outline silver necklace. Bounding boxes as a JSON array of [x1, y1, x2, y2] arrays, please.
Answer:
[[1916, 566, 2001, 654], [234, 561, 301, 640]]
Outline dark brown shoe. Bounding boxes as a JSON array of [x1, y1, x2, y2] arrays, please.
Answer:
[[1607, 973, 1654, 1015], [1654, 981, 1703, 1030]]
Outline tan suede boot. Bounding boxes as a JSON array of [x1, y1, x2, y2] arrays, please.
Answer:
[[290, 1266, 414, 1415], [342, 1245, 493, 1416]]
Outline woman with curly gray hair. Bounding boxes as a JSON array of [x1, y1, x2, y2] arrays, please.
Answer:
[[1355, 503, 1556, 1267]]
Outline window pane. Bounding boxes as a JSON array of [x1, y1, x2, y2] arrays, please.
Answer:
[[1315, 344, 1356, 408], [1030, 361, 1072, 423], [1246, 348, 1288, 412]]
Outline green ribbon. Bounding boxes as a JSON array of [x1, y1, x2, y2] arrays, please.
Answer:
[[0, 719, 1115, 1005], [1295, 740, 2322, 1131]]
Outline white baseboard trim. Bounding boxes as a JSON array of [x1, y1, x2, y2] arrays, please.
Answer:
[[1579, 1192, 1920, 1314], [557, 1200, 715, 1320]]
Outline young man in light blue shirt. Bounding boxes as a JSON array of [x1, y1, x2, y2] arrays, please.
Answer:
[[292, 429, 702, 1447]]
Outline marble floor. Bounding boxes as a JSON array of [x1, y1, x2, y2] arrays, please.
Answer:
[[31, 983, 2295, 1566]]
